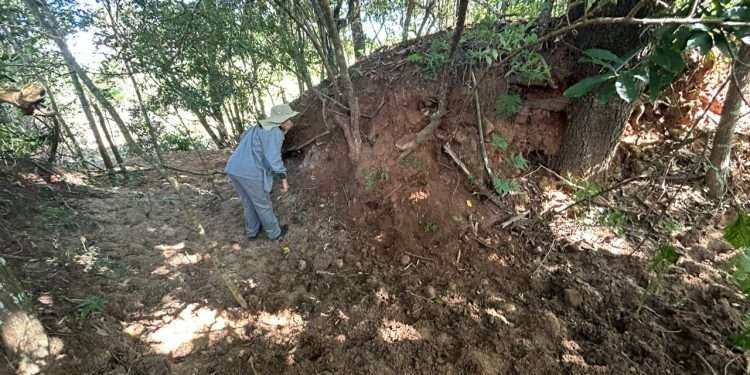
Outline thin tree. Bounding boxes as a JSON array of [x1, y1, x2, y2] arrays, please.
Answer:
[[706, 44, 750, 199], [24, 0, 144, 157], [314, 0, 363, 161], [68, 71, 114, 174], [91, 100, 127, 178]]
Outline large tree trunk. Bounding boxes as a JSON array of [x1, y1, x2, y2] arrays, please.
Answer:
[[706, 45, 750, 199], [24, 0, 142, 157], [555, 0, 645, 176], [556, 95, 634, 175], [0, 260, 57, 375]]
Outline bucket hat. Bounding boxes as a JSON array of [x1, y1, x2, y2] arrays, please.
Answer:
[[259, 103, 299, 128]]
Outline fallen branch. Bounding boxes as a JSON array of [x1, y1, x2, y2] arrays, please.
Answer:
[[443, 142, 506, 209], [285, 130, 331, 153], [164, 165, 225, 176], [471, 69, 493, 183]]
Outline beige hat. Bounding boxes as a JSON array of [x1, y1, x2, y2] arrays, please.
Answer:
[[259, 104, 299, 128]]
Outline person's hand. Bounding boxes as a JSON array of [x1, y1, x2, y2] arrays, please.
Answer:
[[280, 179, 289, 193]]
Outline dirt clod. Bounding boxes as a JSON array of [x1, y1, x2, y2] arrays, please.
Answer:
[[707, 238, 733, 253], [425, 285, 437, 299], [400, 254, 411, 266], [563, 288, 582, 308], [541, 311, 565, 338]]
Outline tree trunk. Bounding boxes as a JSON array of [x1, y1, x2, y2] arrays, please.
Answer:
[[347, 0, 366, 60], [46, 89, 85, 162], [195, 111, 225, 148], [24, 0, 142, 157], [556, 95, 634, 176], [46, 116, 60, 164], [403, 0, 415, 42], [316, 0, 362, 161], [124, 60, 163, 165], [66, 69, 114, 173], [706, 45, 750, 199], [0, 260, 56, 375], [555, 0, 644, 176], [91, 101, 127, 178]]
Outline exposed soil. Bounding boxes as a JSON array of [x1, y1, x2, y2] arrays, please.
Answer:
[[2, 36, 750, 375]]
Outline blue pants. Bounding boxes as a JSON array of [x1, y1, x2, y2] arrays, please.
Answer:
[[229, 174, 282, 239]]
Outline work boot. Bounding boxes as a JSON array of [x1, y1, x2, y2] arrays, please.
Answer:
[[271, 225, 288, 242]]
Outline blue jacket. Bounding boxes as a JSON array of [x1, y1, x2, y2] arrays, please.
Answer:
[[225, 124, 287, 192]]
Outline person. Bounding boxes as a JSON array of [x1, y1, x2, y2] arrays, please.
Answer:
[[225, 103, 298, 241]]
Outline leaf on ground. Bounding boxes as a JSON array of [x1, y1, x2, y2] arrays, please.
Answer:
[[725, 212, 750, 249]]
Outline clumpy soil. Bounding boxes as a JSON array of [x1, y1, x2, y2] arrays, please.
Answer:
[[1, 141, 748, 374]]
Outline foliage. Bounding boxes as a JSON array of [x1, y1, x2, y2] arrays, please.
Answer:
[[659, 218, 685, 236], [495, 93, 522, 119], [490, 134, 509, 151], [725, 212, 750, 250], [463, 20, 550, 81], [493, 176, 518, 195], [424, 223, 438, 232], [601, 208, 629, 235], [724, 211, 750, 350], [510, 153, 528, 171], [565, 2, 750, 104], [649, 244, 680, 274], [409, 37, 451, 78], [160, 131, 195, 152], [77, 295, 106, 320], [364, 166, 389, 190], [0, 120, 47, 159], [571, 178, 602, 202]]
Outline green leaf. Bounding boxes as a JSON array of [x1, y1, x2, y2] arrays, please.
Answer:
[[649, 244, 680, 273], [686, 31, 713, 55], [583, 49, 624, 64], [492, 177, 518, 196], [651, 47, 685, 73], [725, 212, 750, 249], [713, 32, 734, 56], [495, 93, 522, 119], [647, 64, 678, 103], [596, 82, 617, 104], [563, 74, 614, 98], [491, 134, 509, 151], [510, 153, 528, 171], [615, 72, 638, 103]]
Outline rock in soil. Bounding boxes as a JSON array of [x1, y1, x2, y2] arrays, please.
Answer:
[[400, 254, 411, 266], [563, 288, 582, 308], [707, 238, 733, 253], [425, 285, 437, 299]]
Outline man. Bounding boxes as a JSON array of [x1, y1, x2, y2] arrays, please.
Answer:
[[225, 103, 298, 241]]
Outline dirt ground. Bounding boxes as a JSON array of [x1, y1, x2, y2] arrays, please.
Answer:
[[1, 126, 749, 374], [2, 40, 750, 374]]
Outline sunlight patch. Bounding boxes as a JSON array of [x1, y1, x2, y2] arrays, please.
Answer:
[[252, 309, 306, 346], [141, 303, 250, 357], [378, 320, 422, 343]]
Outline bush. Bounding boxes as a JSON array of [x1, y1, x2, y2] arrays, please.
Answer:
[[160, 131, 194, 151]]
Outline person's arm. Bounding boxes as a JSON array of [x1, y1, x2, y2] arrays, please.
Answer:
[[261, 128, 288, 190]]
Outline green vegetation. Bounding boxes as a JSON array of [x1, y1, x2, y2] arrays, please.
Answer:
[[495, 93, 522, 119], [77, 295, 107, 320], [492, 176, 518, 196], [490, 134, 509, 151], [364, 166, 389, 190]]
